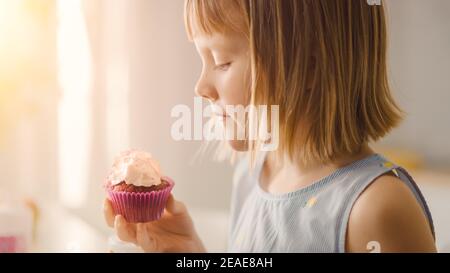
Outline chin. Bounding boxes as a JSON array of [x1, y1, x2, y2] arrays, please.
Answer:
[[227, 139, 248, 151]]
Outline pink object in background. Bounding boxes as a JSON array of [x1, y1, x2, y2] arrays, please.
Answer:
[[0, 236, 26, 253], [0, 194, 33, 253]]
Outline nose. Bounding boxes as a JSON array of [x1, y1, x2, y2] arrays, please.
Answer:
[[195, 71, 218, 102]]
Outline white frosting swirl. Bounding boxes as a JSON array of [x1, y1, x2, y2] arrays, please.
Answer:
[[108, 150, 162, 187]]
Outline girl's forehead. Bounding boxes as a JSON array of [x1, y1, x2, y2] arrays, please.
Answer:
[[193, 33, 231, 47], [193, 31, 248, 52]]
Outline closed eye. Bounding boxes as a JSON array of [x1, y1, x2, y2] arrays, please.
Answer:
[[214, 62, 232, 71]]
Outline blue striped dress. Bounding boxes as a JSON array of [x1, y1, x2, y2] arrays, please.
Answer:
[[228, 152, 435, 252]]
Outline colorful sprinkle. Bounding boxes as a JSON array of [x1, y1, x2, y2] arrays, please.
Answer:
[[392, 169, 399, 177], [306, 197, 317, 208]]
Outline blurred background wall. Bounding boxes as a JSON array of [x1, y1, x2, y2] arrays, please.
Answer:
[[382, 0, 450, 167]]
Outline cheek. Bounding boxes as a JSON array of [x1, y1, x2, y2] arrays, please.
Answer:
[[217, 62, 250, 107]]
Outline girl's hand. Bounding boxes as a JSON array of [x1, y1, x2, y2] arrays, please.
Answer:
[[103, 194, 206, 253]]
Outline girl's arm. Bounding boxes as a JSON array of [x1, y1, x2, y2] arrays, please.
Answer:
[[346, 175, 437, 253]]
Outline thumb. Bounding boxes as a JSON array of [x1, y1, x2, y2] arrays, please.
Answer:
[[165, 194, 186, 215]]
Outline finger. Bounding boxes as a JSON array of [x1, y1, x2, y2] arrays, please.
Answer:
[[103, 199, 115, 228], [165, 194, 186, 215], [115, 215, 137, 244], [136, 223, 156, 252]]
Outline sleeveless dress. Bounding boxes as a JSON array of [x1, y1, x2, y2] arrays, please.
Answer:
[[228, 152, 435, 252]]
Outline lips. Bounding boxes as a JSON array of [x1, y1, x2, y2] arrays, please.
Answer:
[[212, 105, 229, 118], [214, 113, 228, 118]]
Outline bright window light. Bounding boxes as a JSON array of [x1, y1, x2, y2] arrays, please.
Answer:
[[57, 0, 92, 208]]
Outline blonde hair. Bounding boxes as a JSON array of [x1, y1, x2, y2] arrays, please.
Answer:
[[185, 0, 402, 165]]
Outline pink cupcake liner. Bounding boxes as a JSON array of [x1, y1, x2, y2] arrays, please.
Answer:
[[107, 176, 174, 223]]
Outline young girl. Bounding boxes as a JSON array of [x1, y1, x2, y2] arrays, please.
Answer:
[[104, 0, 436, 252]]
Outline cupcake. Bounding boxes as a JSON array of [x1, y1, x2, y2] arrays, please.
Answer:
[[105, 150, 174, 223]]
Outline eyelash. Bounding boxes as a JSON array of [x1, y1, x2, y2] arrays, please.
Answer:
[[214, 62, 232, 71]]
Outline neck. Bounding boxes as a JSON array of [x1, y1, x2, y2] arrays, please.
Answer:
[[260, 144, 374, 194]]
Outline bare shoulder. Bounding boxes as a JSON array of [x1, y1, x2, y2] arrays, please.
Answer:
[[346, 173, 436, 253]]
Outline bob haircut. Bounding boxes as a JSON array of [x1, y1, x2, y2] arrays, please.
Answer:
[[185, 0, 402, 165]]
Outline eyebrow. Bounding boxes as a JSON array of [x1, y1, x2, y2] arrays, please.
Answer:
[[196, 36, 245, 57]]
